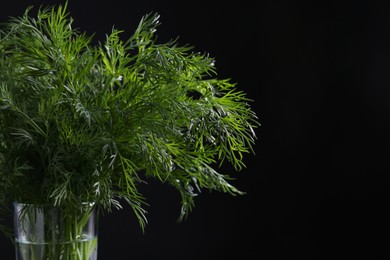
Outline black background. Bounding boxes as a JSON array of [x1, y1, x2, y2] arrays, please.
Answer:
[[1, 0, 390, 259]]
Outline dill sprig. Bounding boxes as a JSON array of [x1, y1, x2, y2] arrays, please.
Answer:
[[0, 2, 259, 233]]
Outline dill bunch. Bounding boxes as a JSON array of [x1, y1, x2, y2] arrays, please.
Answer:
[[0, 2, 259, 233]]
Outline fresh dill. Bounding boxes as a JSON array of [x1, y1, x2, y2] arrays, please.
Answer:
[[0, 2, 259, 234]]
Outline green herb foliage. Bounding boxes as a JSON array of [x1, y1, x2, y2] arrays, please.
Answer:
[[0, 3, 259, 232]]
